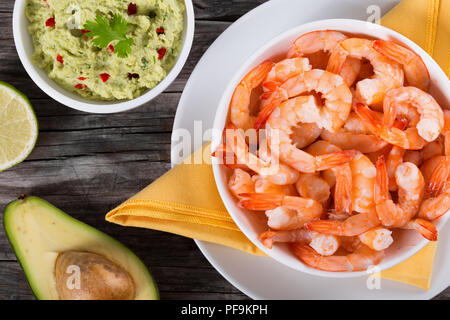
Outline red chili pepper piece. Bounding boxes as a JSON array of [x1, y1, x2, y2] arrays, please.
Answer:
[[78, 77, 87, 81], [75, 84, 87, 89], [128, 3, 137, 15], [43, 0, 50, 8], [127, 73, 140, 79], [108, 44, 115, 53], [45, 17, 55, 27], [100, 73, 111, 82], [157, 48, 166, 60], [156, 28, 165, 35], [56, 54, 64, 64], [81, 29, 91, 34]]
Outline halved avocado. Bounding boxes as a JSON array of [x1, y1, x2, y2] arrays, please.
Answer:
[[3, 196, 158, 300]]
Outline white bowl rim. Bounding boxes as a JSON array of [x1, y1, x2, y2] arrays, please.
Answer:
[[12, 0, 195, 114], [211, 18, 450, 278]]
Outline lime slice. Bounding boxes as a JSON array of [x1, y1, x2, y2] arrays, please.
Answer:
[[0, 81, 38, 172]]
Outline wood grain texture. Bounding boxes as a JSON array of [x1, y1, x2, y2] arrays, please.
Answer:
[[0, 0, 448, 300]]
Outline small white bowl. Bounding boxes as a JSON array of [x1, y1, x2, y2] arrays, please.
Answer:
[[211, 19, 450, 278], [13, 0, 195, 113]]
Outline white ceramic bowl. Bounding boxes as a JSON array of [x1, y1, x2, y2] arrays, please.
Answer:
[[211, 19, 450, 278], [12, 0, 195, 113]]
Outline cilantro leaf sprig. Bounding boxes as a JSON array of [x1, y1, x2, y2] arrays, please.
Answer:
[[83, 14, 133, 58]]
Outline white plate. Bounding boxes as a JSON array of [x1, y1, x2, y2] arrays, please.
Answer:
[[171, 0, 450, 299]]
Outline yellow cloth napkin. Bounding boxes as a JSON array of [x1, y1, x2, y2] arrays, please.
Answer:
[[106, 144, 263, 256], [107, 0, 449, 290]]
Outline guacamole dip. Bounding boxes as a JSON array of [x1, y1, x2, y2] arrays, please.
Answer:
[[26, 0, 185, 100]]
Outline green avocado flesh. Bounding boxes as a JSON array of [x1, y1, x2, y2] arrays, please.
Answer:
[[3, 196, 158, 300]]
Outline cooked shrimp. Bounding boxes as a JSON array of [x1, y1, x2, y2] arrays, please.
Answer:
[[296, 173, 331, 205], [230, 61, 274, 129], [228, 169, 254, 199], [373, 40, 430, 91], [358, 227, 393, 251], [420, 156, 445, 185], [262, 207, 306, 230], [383, 87, 444, 142], [292, 243, 384, 272], [386, 146, 405, 191], [305, 209, 380, 236], [288, 30, 361, 86], [212, 143, 248, 170], [418, 156, 450, 220], [355, 103, 427, 150], [414, 113, 450, 220], [375, 156, 425, 228], [262, 57, 311, 92], [427, 156, 450, 196], [349, 152, 377, 214], [260, 229, 340, 256], [225, 125, 299, 184], [239, 193, 323, 229], [255, 69, 352, 130], [305, 140, 341, 187], [403, 138, 443, 167], [264, 95, 356, 173], [252, 175, 297, 195], [288, 30, 346, 57], [327, 38, 404, 106], [419, 184, 450, 221], [402, 218, 438, 241], [290, 122, 322, 149], [320, 112, 389, 153], [260, 229, 311, 249], [442, 110, 450, 155], [304, 140, 352, 214], [423, 111, 450, 194]]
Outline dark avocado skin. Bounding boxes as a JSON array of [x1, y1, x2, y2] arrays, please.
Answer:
[[3, 196, 159, 300]]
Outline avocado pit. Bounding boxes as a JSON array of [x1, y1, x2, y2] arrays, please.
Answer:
[[55, 251, 136, 300]]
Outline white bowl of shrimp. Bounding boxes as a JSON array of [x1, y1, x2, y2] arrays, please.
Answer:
[[211, 19, 450, 278]]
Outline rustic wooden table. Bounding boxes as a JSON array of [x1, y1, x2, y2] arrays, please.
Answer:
[[0, 0, 448, 300]]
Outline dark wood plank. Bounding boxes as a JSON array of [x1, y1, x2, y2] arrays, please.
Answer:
[[0, 261, 249, 300], [193, 0, 266, 21], [0, 0, 266, 22]]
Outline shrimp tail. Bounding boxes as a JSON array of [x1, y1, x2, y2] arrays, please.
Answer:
[[326, 44, 346, 75], [291, 243, 322, 268], [291, 243, 385, 272], [427, 156, 450, 195], [245, 61, 275, 87], [354, 103, 383, 131], [372, 40, 430, 91], [372, 40, 405, 62], [332, 165, 352, 214], [315, 150, 358, 171], [238, 193, 283, 210], [374, 155, 389, 203], [259, 230, 277, 249], [212, 143, 245, 170], [305, 220, 342, 235], [262, 81, 278, 92], [374, 155, 396, 227], [383, 94, 397, 129], [404, 219, 438, 241], [254, 88, 287, 129]]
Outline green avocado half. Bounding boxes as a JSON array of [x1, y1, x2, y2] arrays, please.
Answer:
[[3, 196, 158, 300]]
